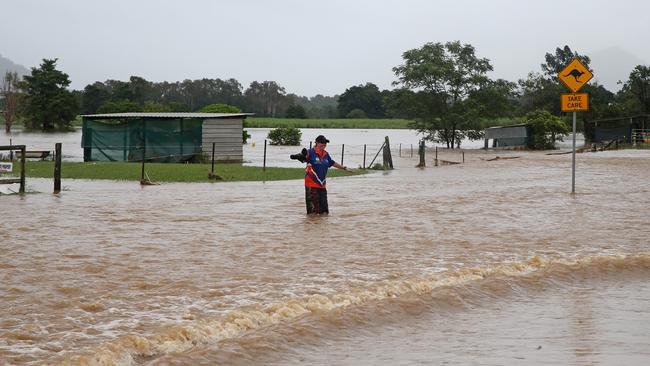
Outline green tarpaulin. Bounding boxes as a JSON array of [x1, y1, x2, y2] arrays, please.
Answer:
[[82, 118, 202, 163]]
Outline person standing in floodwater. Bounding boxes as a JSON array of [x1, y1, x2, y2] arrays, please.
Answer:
[[303, 135, 353, 214]]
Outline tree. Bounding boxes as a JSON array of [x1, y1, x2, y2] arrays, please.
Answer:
[[142, 101, 171, 112], [1, 71, 22, 133], [97, 99, 141, 113], [345, 108, 367, 119], [285, 104, 307, 118], [524, 109, 569, 149], [621, 65, 650, 115], [244, 81, 287, 117], [128, 76, 153, 106], [22, 59, 78, 130], [518, 45, 592, 116], [337, 82, 386, 118], [80, 82, 110, 114], [392, 41, 493, 148], [541, 45, 591, 80], [199, 103, 241, 113]]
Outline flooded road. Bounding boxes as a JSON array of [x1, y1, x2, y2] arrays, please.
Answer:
[[1, 149, 649, 365]]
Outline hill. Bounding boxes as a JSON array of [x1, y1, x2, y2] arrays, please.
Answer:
[[0, 54, 29, 79]]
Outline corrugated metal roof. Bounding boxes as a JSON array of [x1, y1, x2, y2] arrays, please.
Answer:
[[81, 112, 253, 119], [485, 123, 527, 130]]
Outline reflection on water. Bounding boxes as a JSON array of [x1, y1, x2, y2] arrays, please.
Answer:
[[0, 149, 647, 365]]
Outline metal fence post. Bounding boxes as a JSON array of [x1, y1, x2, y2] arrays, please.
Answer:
[[435, 146, 438, 167], [19, 145, 25, 194], [54, 143, 62, 193], [263, 139, 267, 171]]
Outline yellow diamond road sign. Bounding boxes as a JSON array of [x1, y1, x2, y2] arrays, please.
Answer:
[[559, 58, 593, 93]]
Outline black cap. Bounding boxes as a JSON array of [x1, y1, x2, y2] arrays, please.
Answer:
[[315, 135, 330, 144]]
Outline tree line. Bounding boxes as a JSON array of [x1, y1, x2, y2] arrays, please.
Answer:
[[2, 43, 649, 148]]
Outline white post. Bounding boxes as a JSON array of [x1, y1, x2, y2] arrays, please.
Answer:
[[571, 111, 576, 193]]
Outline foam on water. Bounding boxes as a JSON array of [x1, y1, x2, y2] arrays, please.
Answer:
[[54, 253, 650, 365]]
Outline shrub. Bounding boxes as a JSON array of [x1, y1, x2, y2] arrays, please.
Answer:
[[524, 109, 569, 149], [285, 104, 307, 119], [267, 127, 302, 145], [243, 129, 251, 144], [346, 108, 367, 119], [97, 100, 141, 113], [199, 103, 241, 113]]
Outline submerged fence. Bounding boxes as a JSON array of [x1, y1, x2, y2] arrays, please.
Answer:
[[632, 129, 650, 147]]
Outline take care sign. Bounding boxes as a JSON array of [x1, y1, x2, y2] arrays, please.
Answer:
[[561, 93, 589, 112]]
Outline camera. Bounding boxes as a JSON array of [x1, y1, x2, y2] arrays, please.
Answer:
[[290, 148, 308, 163]]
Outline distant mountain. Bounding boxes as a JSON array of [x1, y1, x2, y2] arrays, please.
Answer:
[[588, 47, 648, 92], [0, 54, 30, 79]]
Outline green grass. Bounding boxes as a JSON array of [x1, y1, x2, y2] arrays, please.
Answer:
[[18, 161, 363, 182], [245, 118, 412, 129]]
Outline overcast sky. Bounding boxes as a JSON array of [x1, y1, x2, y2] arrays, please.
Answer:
[[1, 0, 648, 96]]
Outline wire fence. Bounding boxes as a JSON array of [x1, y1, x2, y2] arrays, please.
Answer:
[[0, 138, 493, 167]]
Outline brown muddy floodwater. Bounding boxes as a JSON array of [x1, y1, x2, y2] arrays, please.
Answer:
[[1, 149, 649, 365]]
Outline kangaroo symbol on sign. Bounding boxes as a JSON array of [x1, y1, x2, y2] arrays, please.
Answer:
[[564, 69, 585, 82]]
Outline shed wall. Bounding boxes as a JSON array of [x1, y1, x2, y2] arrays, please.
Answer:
[[485, 126, 528, 139], [202, 118, 243, 162]]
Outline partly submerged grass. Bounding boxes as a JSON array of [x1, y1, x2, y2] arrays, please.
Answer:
[[19, 161, 363, 182]]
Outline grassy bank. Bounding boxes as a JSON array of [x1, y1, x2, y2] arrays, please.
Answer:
[[18, 161, 363, 182], [245, 118, 412, 129]]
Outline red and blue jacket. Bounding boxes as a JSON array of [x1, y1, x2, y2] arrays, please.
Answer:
[[304, 148, 336, 188]]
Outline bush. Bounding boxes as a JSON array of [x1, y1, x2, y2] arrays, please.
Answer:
[[97, 100, 141, 113], [285, 104, 307, 119], [346, 108, 367, 119], [524, 109, 569, 149], [267, 127, 302, 145], [243, 129, 251, 144], [199, 103, 241, 113]]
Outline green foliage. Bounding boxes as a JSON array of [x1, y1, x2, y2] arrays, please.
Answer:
[[168, 102, 191, 112], [345, 108, 367, 119], [267, 126, 302, 145], [244, 80, 286, 117], [97, 99, 141, 113], [621, 65, 650, 115], [541, 45, 591, 79], [519, 45, 592, 117], [337, 82, 386, 118], [142, 101, 172, 112], [285, 104, 307, 119], [243, 129, 251, 144], [199, 103, 242, 113], [81, 82, 110, 114], [21, 59, 78, 130], [523, 109, 569, 149], [393, 41, 494, 148]]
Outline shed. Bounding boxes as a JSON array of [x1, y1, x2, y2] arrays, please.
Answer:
[[584, 115, 648, 143], [484, 124, 530, 148], [81, 112, 251, 163]]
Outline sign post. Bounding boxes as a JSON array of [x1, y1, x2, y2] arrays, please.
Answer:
[[558, 58, 593, 193]]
